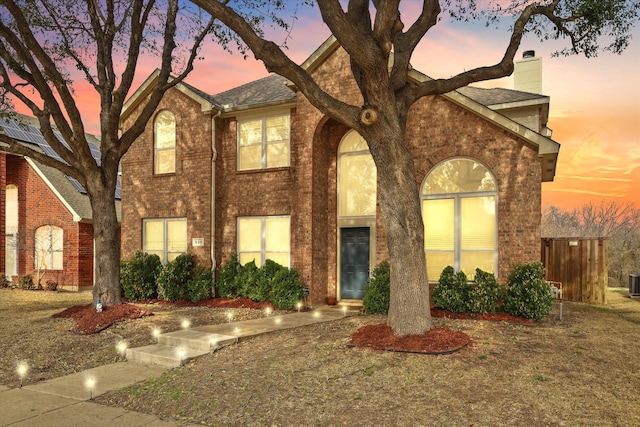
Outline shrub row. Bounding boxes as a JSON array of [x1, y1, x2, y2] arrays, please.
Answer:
[[120, 252, 212, 303], [363, 261, 555, 322], [216, 255, 305, 309]]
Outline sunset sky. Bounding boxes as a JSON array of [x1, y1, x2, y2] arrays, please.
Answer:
[[43, 3, 640, 212]]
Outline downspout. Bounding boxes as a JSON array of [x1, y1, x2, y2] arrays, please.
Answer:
[[211, 110, 221, 293]]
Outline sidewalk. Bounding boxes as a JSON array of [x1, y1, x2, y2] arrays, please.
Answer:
[[0, 305, 353, 426]]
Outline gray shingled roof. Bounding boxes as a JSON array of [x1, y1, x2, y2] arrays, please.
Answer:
[[457, 86, 547, 106], [199, 75, 296, 110]]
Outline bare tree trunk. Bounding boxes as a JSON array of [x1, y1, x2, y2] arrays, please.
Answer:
[[371, 132, 431, 335], [90, 185, 121, 306]]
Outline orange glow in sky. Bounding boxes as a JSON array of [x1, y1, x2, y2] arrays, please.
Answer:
[[14, 6, 640, 212]]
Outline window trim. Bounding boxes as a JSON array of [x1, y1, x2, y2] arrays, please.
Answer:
[[153, 110, 176, 175], [237, 112, 291, 171], [34, 225, 63, 271], [142, 218, 187, 263], [421, 157, 498, 281], [237, 215, 291, 267]]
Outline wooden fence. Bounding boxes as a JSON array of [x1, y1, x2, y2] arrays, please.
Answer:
[[541, 237, 608, 304]]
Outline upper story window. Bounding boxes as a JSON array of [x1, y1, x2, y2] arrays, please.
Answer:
[[238, 113, 290, 171], [35, 225, 63, 270], [338, 131, 377, 217], [421, 158, 497, 281], [154, 110, 176, 174]]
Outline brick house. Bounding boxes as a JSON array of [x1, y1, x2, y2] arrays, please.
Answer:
[[120, 37, 559, 304], [0, 115, 121, 290]]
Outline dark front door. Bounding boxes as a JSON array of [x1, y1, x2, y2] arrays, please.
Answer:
[[340, 227, 370, 300]]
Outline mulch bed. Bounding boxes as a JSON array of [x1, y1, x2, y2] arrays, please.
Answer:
[[349, 323, 470, 354], [53, 303, 153, 334], [430, 307, 536, 324]]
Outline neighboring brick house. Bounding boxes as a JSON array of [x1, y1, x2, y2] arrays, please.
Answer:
[[0, 115, 121, 290], [120, 37, 559, 304]]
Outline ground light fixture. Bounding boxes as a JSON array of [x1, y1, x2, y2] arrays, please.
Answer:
[[342, 305, 348, 317], [176, 347, 187, 364], [296, 301, 302, 312], [17, 362, 28, 387], [264, 307, 272, 317], [152, 327, 161, 342], [86, 377, 95, 400], [227, 311, 233, 323], [181, 319, 191, 329], [116, 340, 128, 358]]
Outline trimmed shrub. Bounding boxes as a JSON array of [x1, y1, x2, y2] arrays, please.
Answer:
[[215, 253, 242, 298], [432, 266, 469, 313], [269, 267, 305, 309], [20, 274, 35, 290], [467, 268, 502, 314], [120, 251, 162, 301], [157, 253, 212, 302], [363, 260, 390, 314], [503, 262, 554, 321], [235, 260, 262, 300]]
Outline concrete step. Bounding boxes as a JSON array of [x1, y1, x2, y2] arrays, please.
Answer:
[[126, 344, 208, 368], [158, 330, 236, 352]]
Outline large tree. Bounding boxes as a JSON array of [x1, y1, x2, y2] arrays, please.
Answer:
[[0, 0, 220, 305], [191, 0, 639, 335]]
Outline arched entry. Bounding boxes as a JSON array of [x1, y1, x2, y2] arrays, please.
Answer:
[[337, 131, 376, 300]]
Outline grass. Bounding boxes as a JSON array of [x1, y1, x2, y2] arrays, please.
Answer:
[[1, 287, 640, 426]]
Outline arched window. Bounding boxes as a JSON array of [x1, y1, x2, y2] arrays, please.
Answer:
[[338, 132, 377, 217], [422, 158, 497, 280], [154, 110, 176, 174], [35, 225, 63, 270]]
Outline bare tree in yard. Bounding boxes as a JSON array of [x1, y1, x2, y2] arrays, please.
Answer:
[[0, 0, 219, 306], [191, 0, 639, 335]]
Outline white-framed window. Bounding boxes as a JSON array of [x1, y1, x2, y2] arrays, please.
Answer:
[[422, 158, 497, 281], [237, 114, 290, 170], [154, 110, 176, 174], [5, 184, 18, 278], [35, 225, 63, 270], [143, 218, 187, 263], [338, 131, 377, 217], [237, 216, 290, 267]]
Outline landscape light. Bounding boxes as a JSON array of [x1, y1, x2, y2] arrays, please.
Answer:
[[17, 362, 28, 387]]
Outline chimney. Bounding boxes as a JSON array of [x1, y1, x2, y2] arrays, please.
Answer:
[[514, 50, 542, 94]]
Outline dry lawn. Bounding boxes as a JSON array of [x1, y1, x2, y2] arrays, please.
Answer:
[[2, 288, 640, 426]]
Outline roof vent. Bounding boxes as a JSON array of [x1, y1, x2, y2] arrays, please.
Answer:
[[523, 50, 536, 58]]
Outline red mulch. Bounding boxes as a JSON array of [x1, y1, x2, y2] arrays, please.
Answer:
[[53, 303, 153, 335], [137, 297, 275, 310], [350, 324, 470, 354]]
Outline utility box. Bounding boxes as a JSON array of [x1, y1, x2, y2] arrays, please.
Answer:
[[630, 274, 640, 297]]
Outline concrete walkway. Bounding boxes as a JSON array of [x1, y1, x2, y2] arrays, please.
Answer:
[[0, 305, 353, 426]]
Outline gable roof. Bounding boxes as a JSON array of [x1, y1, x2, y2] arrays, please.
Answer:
[[0, 114, 121, 222]]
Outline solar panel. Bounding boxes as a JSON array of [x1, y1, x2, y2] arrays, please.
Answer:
[[0, 116, 120, 199]]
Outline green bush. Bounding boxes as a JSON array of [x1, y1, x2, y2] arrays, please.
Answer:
[[269, 267, 305, 309], [20, 274, 35, 290], [503, 262, 554, 322], [235, 260, 262, 300], [120, 251, 162, 301], [363, 260, 390, 314], [157, 253, 212, 302], [431, 266, 469, 313], [467, 268, 502, 314], [215, 253, 242, 298]]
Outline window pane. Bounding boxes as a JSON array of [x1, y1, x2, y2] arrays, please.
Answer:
[[144, 221, 164, 251], [6, 185, 18, 229], [239, 145, 262, 170], [155, 149, 175, 174], [339, 154, 377, 216], [51, 227, 63, 251], [423, 159, 495, 194], [339, 132, 368, 153], [239, 252, 261, 266], [266, 116, 289, 142], [461, 252, 495, 278], [266, 142, 289, 168], [155, 111, 175, 149], [426, 252, 454, 281], [266, 252, 288, 267], [461, 197, 496, 250], [266, 217, 289, 252], [167, 252, 183, 262], [167, 220, 187, 252], [239, 120, 262, 146], [51, 251, 63, 270], [423, 199, 454, 250], [238, 218, 262, 251]]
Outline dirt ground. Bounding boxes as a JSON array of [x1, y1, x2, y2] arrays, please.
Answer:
[[2, 288, 640, 426]]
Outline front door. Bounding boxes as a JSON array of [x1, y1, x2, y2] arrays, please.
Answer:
[[340, 227, 370, 300]]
